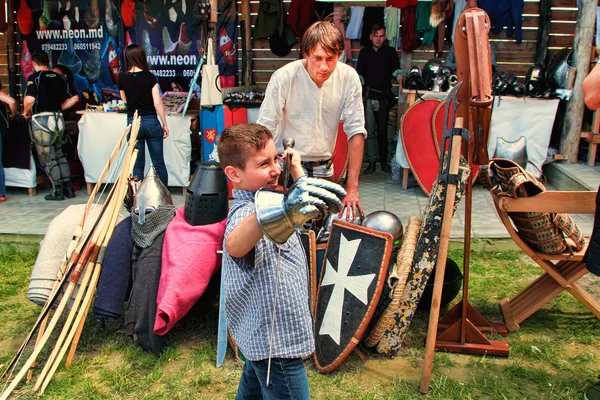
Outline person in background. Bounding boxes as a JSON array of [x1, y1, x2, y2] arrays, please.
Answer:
[[119, 44, 169, 186], [169, 76, 189, 93], [356, 23, 402, 175], [23, 50, 79, 201], [257, 21, 366, 219], [52, 65, 79, 115], [582, 61, 600, 400], [0, 81, 18, 202]]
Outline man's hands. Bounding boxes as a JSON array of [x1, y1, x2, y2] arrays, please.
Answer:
[[341, 186, 363, 220]]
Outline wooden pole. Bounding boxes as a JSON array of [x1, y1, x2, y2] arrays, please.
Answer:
[[6, 0, 17, 98], [240, 0, 253, 86], [535, 0, 552, 65], [420, 117, 465, 394], [560, 0, 598, 163]]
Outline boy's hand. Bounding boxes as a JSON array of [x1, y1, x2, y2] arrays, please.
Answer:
[[281, 148, 304, 181], [284, 177, 346, 226]]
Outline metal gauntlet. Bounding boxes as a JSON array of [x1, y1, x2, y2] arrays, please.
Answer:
[[254, 177, 347, 244]]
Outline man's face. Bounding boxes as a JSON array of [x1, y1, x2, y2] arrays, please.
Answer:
[[370, 29, 386, 50], [305, 44, 338, 87], [234, 139, 281, 192]]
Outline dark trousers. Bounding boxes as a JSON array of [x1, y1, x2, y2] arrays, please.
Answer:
[[585, 186, 600, 276], [364, 98, 390, 165], [127, 115, 168, 186], [235, 358, 310, 400]]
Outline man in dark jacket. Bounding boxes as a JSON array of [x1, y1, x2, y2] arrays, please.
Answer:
[[357, 23, 402, 174]]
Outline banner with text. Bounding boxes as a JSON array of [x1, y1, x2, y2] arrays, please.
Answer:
[[18, 0, 123, 100], [129, 0, 204, 90]]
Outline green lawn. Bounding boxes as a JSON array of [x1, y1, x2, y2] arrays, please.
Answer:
[[1, 243, 599, 399]]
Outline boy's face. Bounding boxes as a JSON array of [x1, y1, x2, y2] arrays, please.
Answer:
[[228, 139, 281, 192]]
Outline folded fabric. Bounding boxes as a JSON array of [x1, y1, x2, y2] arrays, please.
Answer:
[[154, 207, 226, 335], [28, 204, 103, 306], [94, 217, 133, 319]]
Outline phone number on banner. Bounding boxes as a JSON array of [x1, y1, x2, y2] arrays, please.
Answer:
[[73, 42, 101, 50], [41, 43, 67, 51], [151, 69, 196, 78]]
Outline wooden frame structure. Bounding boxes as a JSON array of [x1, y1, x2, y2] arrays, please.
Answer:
[[492, 190, 600, 332]]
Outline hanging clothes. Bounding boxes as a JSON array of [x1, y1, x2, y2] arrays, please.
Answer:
[[361, 7, 385, 46], [451, 0, 466, 43], [385, 6, 401, 49], [478, 0, 525, 44], [415, 0, 435, 47], [287, 0, 314, 37], [254, 0, 281, 39], [346, 6, 365, 39], [401, 6, 419, 52], [387, 0, 418, 7]]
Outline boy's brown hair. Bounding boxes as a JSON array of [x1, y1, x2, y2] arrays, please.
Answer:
[[300, 21, 344, 57], [217, 123, 273, 170]]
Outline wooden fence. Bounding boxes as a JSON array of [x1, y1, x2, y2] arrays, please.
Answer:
[[239, 0, 579, 84]]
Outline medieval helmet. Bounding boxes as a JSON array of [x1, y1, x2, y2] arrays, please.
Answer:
[[404, 66, 426, 90], [133, 166, 173, 224], [184, 162, 229, 226], [362, 211, 404, 247], [546, 48, 576, 90], [525, 63, 547, 97], [512, 81, 527, 97], [422, 58, 444, 90]]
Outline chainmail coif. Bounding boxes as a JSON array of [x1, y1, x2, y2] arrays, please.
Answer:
[[130, 205, 177, 248]]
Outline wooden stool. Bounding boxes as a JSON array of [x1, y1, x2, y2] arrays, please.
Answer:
[[492, 190, 600, 332], [581, 109, 600, 166]]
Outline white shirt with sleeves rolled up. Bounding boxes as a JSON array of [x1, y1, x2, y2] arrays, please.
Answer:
[[257, 60, 366, 174]]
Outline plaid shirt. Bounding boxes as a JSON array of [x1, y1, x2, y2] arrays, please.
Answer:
[[222, 189, 314, 361]]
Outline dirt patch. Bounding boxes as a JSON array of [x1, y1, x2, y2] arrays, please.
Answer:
[[0, 337, 24, 354], [579, 273, 600, 298]]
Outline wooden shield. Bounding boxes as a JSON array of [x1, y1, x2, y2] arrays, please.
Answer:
[[314, 220, 393, 373], [401, 99, 441, 196], [433, 99, 481, 180]]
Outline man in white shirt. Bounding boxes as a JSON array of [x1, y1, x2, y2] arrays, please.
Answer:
[[257, 21, 367, 218]]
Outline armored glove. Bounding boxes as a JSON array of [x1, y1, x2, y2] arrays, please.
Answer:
[[255, 177, 347, 244]]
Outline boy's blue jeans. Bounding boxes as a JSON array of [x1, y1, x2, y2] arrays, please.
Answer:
[[235, 358, 310, 400], [127, 115, 168, 186]]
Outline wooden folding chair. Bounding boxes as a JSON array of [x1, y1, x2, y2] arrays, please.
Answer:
[[491, 190, 600, 332]]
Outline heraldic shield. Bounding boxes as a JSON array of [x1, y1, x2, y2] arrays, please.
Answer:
[[314, 220, 394, 373]]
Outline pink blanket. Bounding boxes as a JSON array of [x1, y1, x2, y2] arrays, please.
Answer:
[[155, 207, 226, 335]]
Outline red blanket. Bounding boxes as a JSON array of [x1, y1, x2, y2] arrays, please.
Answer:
[[155, 207, 226, 335]]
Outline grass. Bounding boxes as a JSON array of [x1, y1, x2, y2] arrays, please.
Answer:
[[0, 244, 599, 399]]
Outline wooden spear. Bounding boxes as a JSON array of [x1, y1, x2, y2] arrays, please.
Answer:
[[39, 147, 139, 394], [35, 120, 140, 391], [26, 126, 131, 383], [0, 118, 140, 400]]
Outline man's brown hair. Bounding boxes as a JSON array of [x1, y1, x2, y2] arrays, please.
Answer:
[[371, 23, 385, 34], [217, 123, 273, 170], [300, 21, 344, 57]]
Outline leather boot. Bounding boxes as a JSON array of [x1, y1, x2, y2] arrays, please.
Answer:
[[381, 163, 392, 173], [363, 162, 376, 175], [63, 182, 76, 198], [45, 184, 65, 201]]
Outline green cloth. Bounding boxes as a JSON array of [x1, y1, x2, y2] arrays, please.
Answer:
[[415, 1, 435, 47], [254, 0, 280, 39]]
